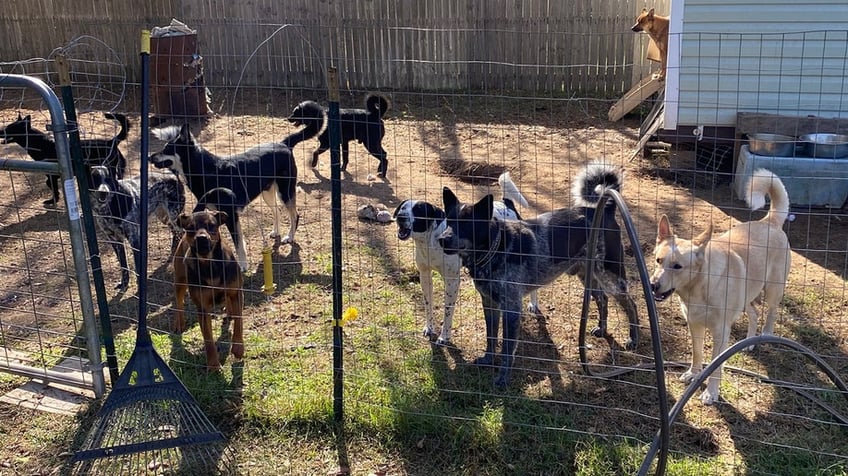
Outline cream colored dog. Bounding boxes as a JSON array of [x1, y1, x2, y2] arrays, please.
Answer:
[[650, 169, 790, 404]]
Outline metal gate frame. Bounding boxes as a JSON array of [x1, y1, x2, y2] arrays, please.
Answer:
[[0, 73, 105, 398]]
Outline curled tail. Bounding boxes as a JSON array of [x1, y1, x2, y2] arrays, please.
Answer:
[[746, 168, 789, 227], [104, 113, 129, 142], [571, 161, 623, 208], [498, 171, 529, 208], [365, 94, 390, 118], [284, 100, 326, 149]]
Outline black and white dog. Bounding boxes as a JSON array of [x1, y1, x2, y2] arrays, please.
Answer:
[[394, 172, 538, 346], [149, 100, 324, 269], [1, 113, 129, 206], [438, 162, 639, 388], [289, 94, 389, 177], [88, 165, 186, 291]]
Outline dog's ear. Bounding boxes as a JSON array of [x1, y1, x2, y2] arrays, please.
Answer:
[[443, 187, 459, 212], [216, 210, 229, 225], [473, 194, 495, 220], [657, 214, 673, 242], [178, 212, 193, 230], [647, 8, 655, 18], [392, 199, 409, 218], [693, 222, 713, 247]]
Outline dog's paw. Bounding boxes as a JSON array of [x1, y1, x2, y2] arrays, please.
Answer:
[[700, 388, 719, 405], [473, 355, 495, 367], [624, 337, 639, 351], [679, 368, 699, 384], [278, 234, 293, 244], [435, 335, 451, 347], [590, 326, 607, 339], [526, 302, 540, 314]]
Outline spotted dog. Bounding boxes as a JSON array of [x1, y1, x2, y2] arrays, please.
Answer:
[[88, 165, 185, 291]]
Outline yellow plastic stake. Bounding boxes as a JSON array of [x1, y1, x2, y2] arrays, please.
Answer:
[[141, 30, 150, 55], [261, 246, 276, 296]]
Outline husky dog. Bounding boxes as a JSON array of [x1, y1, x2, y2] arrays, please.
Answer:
[[439, 162, 639, 387]]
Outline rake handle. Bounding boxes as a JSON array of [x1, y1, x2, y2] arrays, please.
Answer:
[[136, 30, 152, 343]]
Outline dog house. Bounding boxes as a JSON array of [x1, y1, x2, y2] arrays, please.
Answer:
[[630, 0, 848, 207]]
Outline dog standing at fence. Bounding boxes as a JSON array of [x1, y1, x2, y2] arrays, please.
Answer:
[[438, 162, 640, 387], [393, 172, 538, 346], [173, 209, 244, 371], [88, 165, 186, 291], [650, 169, 791, 404]]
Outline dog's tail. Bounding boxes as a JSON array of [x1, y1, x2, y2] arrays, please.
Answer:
[[194, 187, 238, 233], [104, 113, 129, 142], [498, 171, 529, 208], [365, 94, 390, 118], [745, 168, 790, 227], [283, 100, 326, 149], [571, 161, 623, 208]]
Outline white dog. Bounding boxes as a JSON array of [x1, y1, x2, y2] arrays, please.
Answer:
[[393, 172, 538, 345], [650, 168, 790, 404]]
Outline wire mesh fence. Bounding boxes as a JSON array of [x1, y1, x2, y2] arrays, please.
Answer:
[[0, 1, 847, 474]]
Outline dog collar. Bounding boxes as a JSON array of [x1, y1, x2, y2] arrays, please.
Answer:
[[473, 221, 502, 268]]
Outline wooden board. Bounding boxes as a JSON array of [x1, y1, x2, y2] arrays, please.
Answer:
[[608, 75, 663, 122]]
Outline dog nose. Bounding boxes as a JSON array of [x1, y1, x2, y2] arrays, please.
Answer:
[[194, 233, 213, 254]]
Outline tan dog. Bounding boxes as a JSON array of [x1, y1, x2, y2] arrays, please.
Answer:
[[632, 8, 670, 81], [173, 209, 245, 371], [650, 169, 790, 404]]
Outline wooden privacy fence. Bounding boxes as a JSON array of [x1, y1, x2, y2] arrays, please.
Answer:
[[0, 0, 669, 96]]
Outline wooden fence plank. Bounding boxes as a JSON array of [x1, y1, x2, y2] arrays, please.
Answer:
[[0, 0, 668, 97]]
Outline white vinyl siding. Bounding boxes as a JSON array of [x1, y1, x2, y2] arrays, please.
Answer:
[[667, 0, 848, 128]]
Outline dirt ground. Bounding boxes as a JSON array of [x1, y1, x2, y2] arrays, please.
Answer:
[[1, 93, 848, 469]]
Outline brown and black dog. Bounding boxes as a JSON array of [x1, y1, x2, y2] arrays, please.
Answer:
[[173, 209, 244, 371], [632, 8, 670, 81]]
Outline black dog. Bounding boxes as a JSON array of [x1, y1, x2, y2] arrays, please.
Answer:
[[289, 94, 389, 177], [438, 162, 640, 388], [149, 100, 324, 265], [88, 165, 186, 291], [1, 113, 128, 206]]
